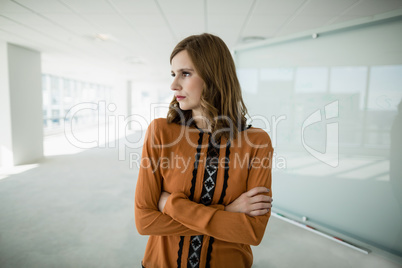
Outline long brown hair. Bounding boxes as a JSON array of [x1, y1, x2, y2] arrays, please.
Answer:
[[166, 33, 249, 141]]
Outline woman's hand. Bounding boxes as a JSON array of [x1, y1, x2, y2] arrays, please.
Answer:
[[158, 191, 171, 212], [224, 187, 272, 217]]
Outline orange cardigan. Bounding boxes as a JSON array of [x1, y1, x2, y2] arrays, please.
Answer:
[[135, 118, 274, 268]]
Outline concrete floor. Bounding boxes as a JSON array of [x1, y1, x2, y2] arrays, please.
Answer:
[[0, 142, 401, 268]]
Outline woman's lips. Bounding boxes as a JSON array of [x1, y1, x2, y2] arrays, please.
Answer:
[[176, 96, 186, 101]]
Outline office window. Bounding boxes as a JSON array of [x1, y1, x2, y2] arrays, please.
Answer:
[[42, 74, 113, 133]]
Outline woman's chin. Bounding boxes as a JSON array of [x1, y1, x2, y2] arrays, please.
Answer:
[[178, 104, 190, 110]]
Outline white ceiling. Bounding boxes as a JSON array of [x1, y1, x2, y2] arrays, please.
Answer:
[[1, 0, 402, 82]]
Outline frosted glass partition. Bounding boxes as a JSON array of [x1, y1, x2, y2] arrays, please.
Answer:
[[235, 18, 402, 258]]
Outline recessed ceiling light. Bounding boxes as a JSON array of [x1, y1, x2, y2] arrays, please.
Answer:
[[93, 33, 112, 41]]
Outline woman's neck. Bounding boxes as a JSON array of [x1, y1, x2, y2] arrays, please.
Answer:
[[195, 120, 211, 132], [192, 110, 211, 132]]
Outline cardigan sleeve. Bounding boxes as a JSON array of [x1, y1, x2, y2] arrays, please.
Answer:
[[134, 119, 225, 236], [163, 132, 274, 246]]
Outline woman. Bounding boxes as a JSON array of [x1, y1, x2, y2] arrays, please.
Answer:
[[135, 33, 274, 268]]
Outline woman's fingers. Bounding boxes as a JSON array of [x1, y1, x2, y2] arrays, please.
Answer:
[[226, 187, 273, 215], [249, 202, 271, 211], [246, 187, 269, 197], [249, 195, 272, 204], [248, 209, 270, 217], [246, 192, 273, 216]]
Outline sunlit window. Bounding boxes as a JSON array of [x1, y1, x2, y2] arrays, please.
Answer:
[[42, 74, 112, 135]]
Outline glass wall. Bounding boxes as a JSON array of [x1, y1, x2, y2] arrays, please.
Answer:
[[235, 18, 402, 257], [42, 74, 112, 133]]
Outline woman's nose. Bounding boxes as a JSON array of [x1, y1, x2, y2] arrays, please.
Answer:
[[170, 77, 181, 91]]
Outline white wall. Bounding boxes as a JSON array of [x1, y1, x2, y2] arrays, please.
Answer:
[[0, 40, 13, 166], [7, 44, 43, 165]]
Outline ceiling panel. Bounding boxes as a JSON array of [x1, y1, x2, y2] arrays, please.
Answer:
[[12, 0, 72, 13], [0, 13, 21, 26], [0, 12, 84, 43], [0, 23, 75, 53], [329, 14, 369, 25], [102, 26, 140, 41], [83, 14, 131, 29], [157, 0, 204, 13], [1, 13, 106, 51], [136, 26, 175, 41], [6, 21, 130, 62], [208, 12, 249, 45], [241, 26, 277, 38], [0, 0, 30, 13], [164, 13, 205, 40], [87, 41, 131, 59], [1, 0, 401, 81], [279, 15, 332, 36], [208, 13, 245, 29], [61, 0, 115, 13], [112, 38, 146, 56], [208, 0, 253, 14], [133, 26, 176, 55], [4, 12, 65, 27], [110, 0, 159, 14], [242, 14, 289, 37], [158, 0, 205, 40], [32, 28, 114, 54], [44, 13, 96, 35], [342, 0, 402, 16], [297, 0, 358, 16], [125, 14, 166, 27], [174, 29, 205, 41], [0, 28, 33, 47], [253, 0, 306, 15]]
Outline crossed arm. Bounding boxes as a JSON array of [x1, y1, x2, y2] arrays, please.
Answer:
[[159, 187, 272, 217], [134, 120, 274, 245], [157, 187, 272, 245], [135, 185, 272, 245], [135, 154, 273, 244]]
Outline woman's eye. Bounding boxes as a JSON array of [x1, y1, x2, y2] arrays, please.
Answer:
[[182, 72, 190, 77], [171, 73, 175, 77]]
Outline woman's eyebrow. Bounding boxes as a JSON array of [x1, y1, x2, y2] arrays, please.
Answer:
[[172, 68, 194, 73]]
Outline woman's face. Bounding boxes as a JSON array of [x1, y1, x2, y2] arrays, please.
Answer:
[[170, 50, 205, 116]]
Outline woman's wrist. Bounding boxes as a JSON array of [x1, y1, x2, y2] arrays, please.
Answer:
[[158, 191, 171, 212]]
